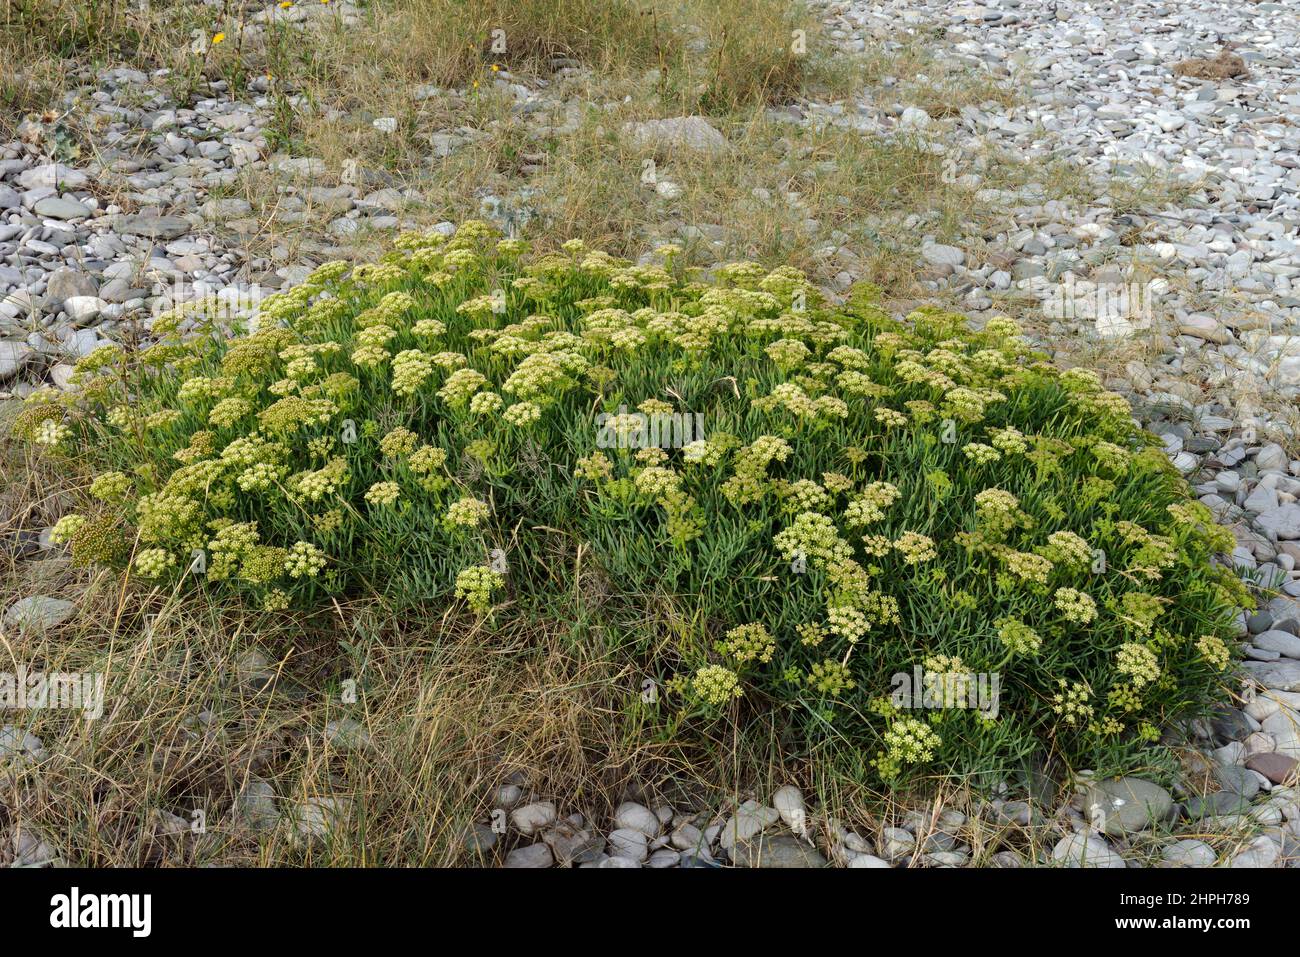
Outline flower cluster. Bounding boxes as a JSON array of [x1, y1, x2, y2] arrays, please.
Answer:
[[875, 717, 942, 780], [807, 659, 855, 696], [893, 531, 937, 565], [365, 481, 401, 508], [996, 617, 1042, 657], [844, 482, 899, 527], [1050, 679, 1094, 726], [691, 665, 743, 706], [717, 623, 776, 664], [774, 511, 852, 570], [1053, 588, 1097, 624], [285, 541, 327, 578], [1115, 642, 1160, 687], [445, 496, 489, 528], [455, 565, 504, 616]]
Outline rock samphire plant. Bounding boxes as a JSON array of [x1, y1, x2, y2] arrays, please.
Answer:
[[19, 220, 1247, 783]]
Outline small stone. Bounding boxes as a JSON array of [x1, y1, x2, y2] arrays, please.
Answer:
[[1258, 444, 1289, 472], [994, 800, 1037, 827], [61, 295, 107, 326], [504, 842, 553, 868], [923, 830, 963, 853], [3, 595, 75, 633], [1211, 707, 1253, 743], [462, 822, 498, 855], [1184, 791, 1252, 819], [200, 198, 253, 220], [646, 849, 681, 868], [1251, 803, 1284, 826], [272, 157, 327, 177], [33, 196, 91, 220], [324, 717, 372, 751], [671, 823, 706, 851], [732, 833, 828, 868], [879, 826, 916, 860], [1083, 777, 1174, 835], [1244, 731, 1276, 756], [1228, 835, 1280, 868], [921, 242, 965, 267], [493, 784, 522, 807], [840, 830, 871, 854], [925, 850, 971, 867], [1258, 504, 1300, 540], [50, 364, 77, 391], [1242, 659, 1300, 691], [1246, 752, 1299, 785], [623, 116, 728, 154], [846, 854, 892, 868], [44, 267, 98, 304], [0, 341, 34, 380], [613, 801, 662, 838], [718, 800, 780, 850], [541, 820, 603, 865], [1256, 630, 1300, 658], [1052, 832, 1126, 868], [234, 776, 280, 832], [510, 802, 557, 837], [235, 648, 275, 689], [12, 825, 59, 867], [1248, 612, 1274, 635], [607, 827, 649, 862], [0, 726, 47, 762], [1161, 839, 1216, 868], [1215, 764, 1261, 799], [1246, 484, 1280, 513], [19, 163, 88, 190], [1177, 315, 1228, 343], [1261, 708, 1300, 757], [772, 785, 808, 835], [113, 213, 191, 240], [291, 796, 347, 847]]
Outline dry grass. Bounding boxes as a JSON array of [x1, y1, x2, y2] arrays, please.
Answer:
[[2, 0, 1014, 289], [238, 0, 863, 113], [1, 0, 163, 62], [214, 75, 1000, 295], [894, 65, 1020, 120], [0, 0, 207, 138]]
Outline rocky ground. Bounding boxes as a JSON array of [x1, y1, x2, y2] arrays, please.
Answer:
[[4, 0, 1300, 866]]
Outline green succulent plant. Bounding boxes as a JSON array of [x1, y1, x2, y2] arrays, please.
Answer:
[[21, 220, 1247, 784]]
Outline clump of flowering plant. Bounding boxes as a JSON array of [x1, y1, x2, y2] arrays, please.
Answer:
[[22, 220, 1247, 783]]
